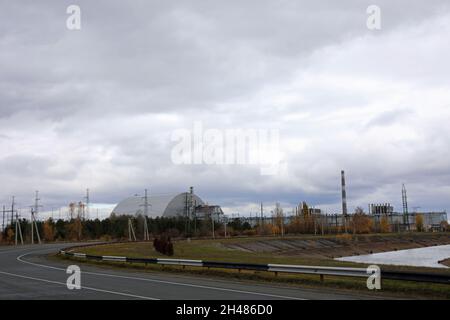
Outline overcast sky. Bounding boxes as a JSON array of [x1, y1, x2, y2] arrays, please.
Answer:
[[1, 0, 449, 219]]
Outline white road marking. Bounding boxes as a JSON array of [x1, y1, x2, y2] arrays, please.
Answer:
[[17, 250, 306, 300], [0, 269, 158, 300]]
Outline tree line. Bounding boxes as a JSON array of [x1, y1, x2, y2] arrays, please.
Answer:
[[1, 210, 448, 244], [0, 213, 249, 243]]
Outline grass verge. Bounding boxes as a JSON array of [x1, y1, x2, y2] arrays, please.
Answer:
[[55, 237, 450, 299]]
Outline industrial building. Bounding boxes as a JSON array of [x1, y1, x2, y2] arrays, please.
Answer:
[[112, 187, 223, 220], [241, 210, 447, 232], [367, 211, 447, 232]]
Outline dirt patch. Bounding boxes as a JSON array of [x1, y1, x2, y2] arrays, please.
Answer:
[[222, 234, 450, 259]]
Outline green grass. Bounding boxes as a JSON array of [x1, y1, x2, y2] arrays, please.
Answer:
[[78, 239, 354, 266], [77, 236, 450, 273]]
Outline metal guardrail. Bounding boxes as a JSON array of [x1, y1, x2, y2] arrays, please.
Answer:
[[268, 264, 368, 277], [381, 270, 450, 284], [59, 249, 450, 284]]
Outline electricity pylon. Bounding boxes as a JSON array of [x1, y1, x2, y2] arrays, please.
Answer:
[[140, 189, 151, 241], [31, 191, 42, 244]]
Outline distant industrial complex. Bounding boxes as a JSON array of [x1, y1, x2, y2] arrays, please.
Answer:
[[1, 171, 448, 239], [109, 170, 447, 233], [112, 187, 223, 221]]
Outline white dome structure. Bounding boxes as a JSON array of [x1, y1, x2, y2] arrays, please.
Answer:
[[112, 192, 204, 218]]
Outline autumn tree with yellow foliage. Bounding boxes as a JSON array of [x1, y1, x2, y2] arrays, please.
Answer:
[[43, 219, 55, 242], [351, 207, 373, 234], [415, 214, 424, 232], [380, 215, 390, 233]]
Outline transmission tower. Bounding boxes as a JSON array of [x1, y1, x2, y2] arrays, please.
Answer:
[[186, 186, 194, 236], [140, 189, 151, 241], [341, 170, 348, 233], [11, 196, 15, 228], [31, 191, 42, 244], [84, 188, 90, 220]]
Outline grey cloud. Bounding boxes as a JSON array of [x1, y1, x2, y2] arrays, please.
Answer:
[[0, 1, 449, 216], [366, 109, 413, 128]]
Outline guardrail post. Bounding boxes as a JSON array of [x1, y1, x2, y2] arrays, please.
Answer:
[[320, 274, 324, 282]]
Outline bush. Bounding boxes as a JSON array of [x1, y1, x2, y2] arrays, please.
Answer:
[[153, 235, 174, 256], [166, 242, 174, 256]]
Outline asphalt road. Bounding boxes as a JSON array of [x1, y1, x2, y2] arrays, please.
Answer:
[[0, 243, 375, 300]]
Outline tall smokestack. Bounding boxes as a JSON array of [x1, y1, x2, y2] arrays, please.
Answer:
[[341, 170, 348, 216]]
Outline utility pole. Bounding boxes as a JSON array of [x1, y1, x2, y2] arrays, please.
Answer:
[[15, 209, 23, 246], [224, 216, 227, 238], [2, 198, 17, 241], [313, 206, 317, 235], [211, 212, 215, 239], [128, 218, 136, 241], [260, 202, 264, 226], [2, 205, 5, 237]]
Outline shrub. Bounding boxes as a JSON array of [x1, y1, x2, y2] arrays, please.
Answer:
[[153, 235, 174, 256]]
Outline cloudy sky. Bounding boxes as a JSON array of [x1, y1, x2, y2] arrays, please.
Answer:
[[1, 0, 449, 219]]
